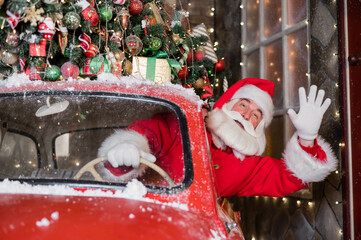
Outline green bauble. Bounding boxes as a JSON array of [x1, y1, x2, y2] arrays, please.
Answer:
[[64, 12, 81, 30], [45, 65, 61, 81], [148, 37, 162, 51], [100, 6, 113, 22]]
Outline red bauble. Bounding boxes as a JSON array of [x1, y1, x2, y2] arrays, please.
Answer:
[[214, 59, 225, 72], [81, 5, 99, 26], [177, 66, 189, 79], [195, 50, 205, 61], [61, 61, 79, 79], [129, 0, 143, 15], [84, 43, 99, 57]]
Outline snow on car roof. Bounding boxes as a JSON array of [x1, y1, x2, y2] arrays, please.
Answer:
[[0, 72, 205, 111]]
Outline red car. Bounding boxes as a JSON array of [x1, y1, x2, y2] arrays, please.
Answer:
[[0, 76, 244, 239]]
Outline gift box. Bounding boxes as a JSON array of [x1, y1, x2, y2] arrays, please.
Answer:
[[30, 39, 47, 57], [26, 66, 45, 81], [132, 56, 171, 84], [80, 55, 111, 78]]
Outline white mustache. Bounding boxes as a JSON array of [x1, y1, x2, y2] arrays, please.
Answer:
[[222, 105, 264, 138]]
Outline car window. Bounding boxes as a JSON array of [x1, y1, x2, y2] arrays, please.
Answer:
[[0, 91, 191, 192]]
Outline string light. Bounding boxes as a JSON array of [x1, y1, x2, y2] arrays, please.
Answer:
[[297, 200, 301, 207]]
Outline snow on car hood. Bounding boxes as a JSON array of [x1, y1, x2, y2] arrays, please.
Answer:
[[0, 180, 225, 240], [0, 179, 188, 210]]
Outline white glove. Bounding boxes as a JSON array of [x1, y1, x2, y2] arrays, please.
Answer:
[[287, 85, 331, 140], [107, 143, 156, 168]]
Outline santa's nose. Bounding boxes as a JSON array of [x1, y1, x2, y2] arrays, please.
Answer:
[[242, 110, 251, 120]]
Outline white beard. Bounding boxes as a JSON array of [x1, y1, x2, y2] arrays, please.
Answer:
[[206, 104, 267, 160]]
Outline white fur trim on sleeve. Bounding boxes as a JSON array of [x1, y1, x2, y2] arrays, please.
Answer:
[[283, 133, 338, 183], [97, 130, 151, 158]]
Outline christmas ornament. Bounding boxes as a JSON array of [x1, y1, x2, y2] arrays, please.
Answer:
[[1, 50, 18, 65], [193, 78, 205, 89], [6, 10, 20, 29], [78, 33, 91, 51], [0, 0, 4, 7], [113, 0, 126, 5], [223, 77, 228, 93], [195, 49, 205, 62], [129, 0, 143, 15], [106, 47, 122, 77], [192, 23, 218, 63], [19, 58, 26, 71], [214, 59, 225, 72], [177, 65, 189, 79], [114, 49, 125, 61], [100, 6, 113, 22], [63, 12, 81, 30], [23, 5, 45, 26], [61, 61, 79, 79], [81, 5, 99, 26], [38, 17, 56, 40], [26, 66, 45, 81], [57, 25, 68, 54], [45, 65, 61, 81], [30, 40, 47, 57], [84, 43, 99, 57], [99, 26, 109, 40], [148, 37, 162, 51], [5, 30, 21, 47], [110, 32, 122, 46], [124, 35, 143, 55], [118, 8, 130, 29]]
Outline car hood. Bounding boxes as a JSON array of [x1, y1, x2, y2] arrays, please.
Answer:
[[0, 193, 224, 240]]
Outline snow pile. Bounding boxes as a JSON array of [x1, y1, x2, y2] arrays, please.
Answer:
[[0, 72, 43, 87], [0, 179, 188, 210], [0, 178, 147, 199]]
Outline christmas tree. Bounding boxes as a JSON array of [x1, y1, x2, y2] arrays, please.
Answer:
[[0, 0, 231, 100]]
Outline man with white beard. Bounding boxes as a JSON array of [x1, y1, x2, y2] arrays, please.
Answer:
[[98, 78, 338, 197]]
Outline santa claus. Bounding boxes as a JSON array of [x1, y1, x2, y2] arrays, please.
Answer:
[[97, 78, 337, 197]]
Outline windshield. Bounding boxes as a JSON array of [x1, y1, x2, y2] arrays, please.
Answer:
[[0, 91, 192, 192]]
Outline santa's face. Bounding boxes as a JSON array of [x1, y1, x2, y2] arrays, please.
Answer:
[[206, 100, 267, 158], [230, 98, 263, 129]]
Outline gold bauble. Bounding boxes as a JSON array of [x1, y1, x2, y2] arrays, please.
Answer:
[[193, 78, 205, 89], [0, 0, 4, 7], [1, 50, 18, 65]]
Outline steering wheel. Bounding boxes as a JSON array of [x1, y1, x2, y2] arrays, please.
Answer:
[[74, 157, 176, 187]]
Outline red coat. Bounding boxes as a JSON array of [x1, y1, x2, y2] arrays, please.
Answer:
[[125, 113, 330, 197]]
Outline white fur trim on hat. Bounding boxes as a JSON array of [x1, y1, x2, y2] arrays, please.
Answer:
[[231, 85, 274, 127], [283, 133, 338, 183]]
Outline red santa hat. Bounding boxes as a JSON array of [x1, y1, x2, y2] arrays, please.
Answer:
[[213, 78, 275, 127]]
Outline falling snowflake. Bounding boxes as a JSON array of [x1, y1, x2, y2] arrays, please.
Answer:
[[23, 5, 45, 27]]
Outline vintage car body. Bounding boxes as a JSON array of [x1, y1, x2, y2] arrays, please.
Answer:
[[0, 76, 244, 239]]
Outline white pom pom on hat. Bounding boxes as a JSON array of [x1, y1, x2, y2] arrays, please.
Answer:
[[213, 78, 275, 127]]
